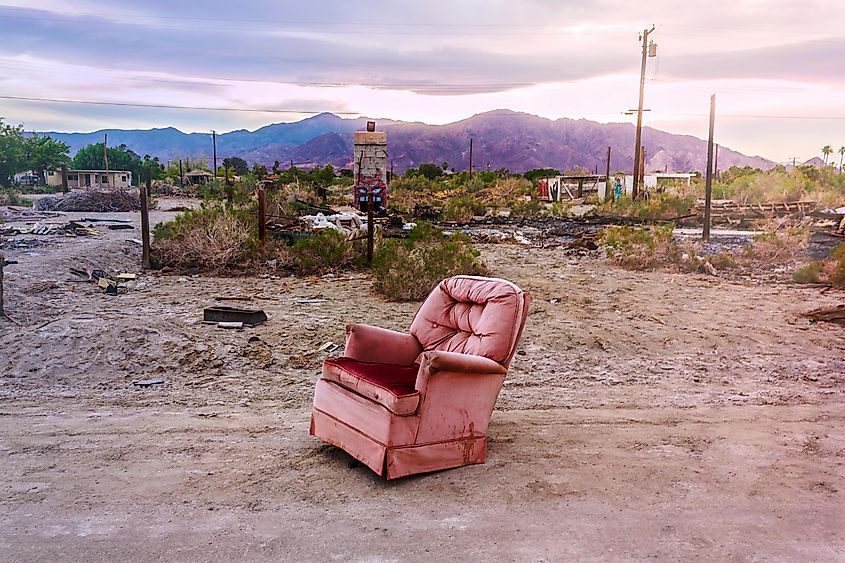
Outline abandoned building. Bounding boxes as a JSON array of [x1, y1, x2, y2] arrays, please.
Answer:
[[46, 169, 133, 189], [183, 169, 214, 185]]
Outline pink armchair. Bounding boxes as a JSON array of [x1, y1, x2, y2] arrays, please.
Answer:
[[310, 275, 531, 479]]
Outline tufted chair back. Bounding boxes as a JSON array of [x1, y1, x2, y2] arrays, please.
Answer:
[[410, 276, 531, 368]]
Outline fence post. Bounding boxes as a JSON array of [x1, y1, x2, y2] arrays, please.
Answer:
[[258, 187, 266, 250], [141, 169, 152, 270]]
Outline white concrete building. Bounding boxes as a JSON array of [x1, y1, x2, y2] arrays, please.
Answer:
[[46, 169, 133, 189]]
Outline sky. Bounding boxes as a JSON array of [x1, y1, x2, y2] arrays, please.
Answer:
[[0, 0, 842, 163]]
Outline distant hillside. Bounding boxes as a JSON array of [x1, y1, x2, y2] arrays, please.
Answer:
[[42, 110, 774, 174]]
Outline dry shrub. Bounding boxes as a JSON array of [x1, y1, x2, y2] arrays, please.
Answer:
[[793, 243, 845, 288], [600, 224, 683, 270], [372, 222, 488, 301], [707, 252, 739, 270], [152, 206, 256, 273], [477, 177, 533, 207], [743, 219, 809, 263]]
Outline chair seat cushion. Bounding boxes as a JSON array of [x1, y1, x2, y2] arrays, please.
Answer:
[[322, 358, 420, 416]]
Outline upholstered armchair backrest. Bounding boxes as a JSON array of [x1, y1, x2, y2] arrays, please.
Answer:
[[410, 276, 530, 368]]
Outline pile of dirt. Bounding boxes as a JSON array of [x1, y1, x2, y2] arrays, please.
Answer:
[[34, 189, 142, 212]]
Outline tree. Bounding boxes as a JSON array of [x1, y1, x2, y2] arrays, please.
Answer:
[[252, 163, 268, 180], [0, 118, 26, 186], [839, 146, 845, 173], [222, 157, 249, 176], [72, 143, 162, 185], [822, 145, 832, 165], [524, 168, 561, 183], [416, 163, 444, 180], [22, 134, 70, 179]]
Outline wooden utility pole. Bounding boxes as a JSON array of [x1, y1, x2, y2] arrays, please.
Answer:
[[104, 133, 110, 188], [632, 26, 655, 200], [703, 94, 716, 242], [714, 143, 720, 181], [0, 251, 4, 315], [141, 169, 152, 269], [61, 164, 69, 194], [258, 187, 267, 250], [468, 138, 473, 181], [640, 145, 646, 188], [212, 130, 217, 179], [605, 146, 613, 202], [178, 159, 184, 188]]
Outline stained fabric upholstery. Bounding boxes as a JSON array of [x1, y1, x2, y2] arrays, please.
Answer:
[[323, 357, 420, 416], [410, 276, 526, 365]]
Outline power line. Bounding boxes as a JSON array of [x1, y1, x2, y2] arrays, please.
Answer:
[[0, 95, 360, 115], [0, 13, 579, 35], [2, 95, 844, 121], [0, 10, 600, 29], [0, 61, 535, 90]]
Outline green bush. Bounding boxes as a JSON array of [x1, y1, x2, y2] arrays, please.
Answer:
[[289, 229, 355, 275], [601, 193, 694, 221], [0, 188, 33, 207], [372, 222, 488, 300], [443, 196, 485, 221], [509, 198, 543, 217], [197, 178, 255, 204]]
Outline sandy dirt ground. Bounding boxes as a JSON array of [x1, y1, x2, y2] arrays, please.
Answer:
[[1, 200, 844, 561]]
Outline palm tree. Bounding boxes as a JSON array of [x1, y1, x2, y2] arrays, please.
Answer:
[[839, 146, 845, 173], [822, 145, 832, 165]]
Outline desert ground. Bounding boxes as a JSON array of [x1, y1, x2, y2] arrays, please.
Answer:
[[1, 200, 843, 561]]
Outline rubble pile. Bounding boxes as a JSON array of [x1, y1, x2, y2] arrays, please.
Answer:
[[34, 189, 142, 213]]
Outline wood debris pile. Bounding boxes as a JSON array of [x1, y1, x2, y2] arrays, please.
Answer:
[[34, 189, 142, 213]]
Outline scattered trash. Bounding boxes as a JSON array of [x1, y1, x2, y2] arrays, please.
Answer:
[[217, 321, 244, 329], [203, 306, 267, 327], [97, 276, 119, 296], [294, 298, 326, 304], [70, 267, 134, 295], [318, 341, 339, 352], [132, 378, 165, 387], [80, 217, 133, 223], [107, 224, 135, 230], [215, 295, 253, 301]]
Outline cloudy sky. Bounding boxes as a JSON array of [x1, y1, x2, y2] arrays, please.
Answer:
[[0, 0, 842, 162]]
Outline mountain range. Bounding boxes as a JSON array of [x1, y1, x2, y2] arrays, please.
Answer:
[[41, 110, 775, 174]]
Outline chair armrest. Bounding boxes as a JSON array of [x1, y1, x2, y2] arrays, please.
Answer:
[[414, 350, 508, 407], [417, 350, 507, 376], [344, 323, 422, 365]]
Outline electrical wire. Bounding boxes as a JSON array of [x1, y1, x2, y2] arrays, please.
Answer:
[[2, 94, 844, 121], [0, 95, 360, 115]]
